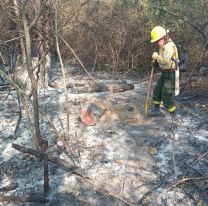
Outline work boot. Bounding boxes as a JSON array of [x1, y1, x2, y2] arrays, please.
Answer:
[[170, 111, 177, 122], [149, 105, 162, 116]]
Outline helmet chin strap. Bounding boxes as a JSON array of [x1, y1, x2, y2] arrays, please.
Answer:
[[164, 35, 170, 44]]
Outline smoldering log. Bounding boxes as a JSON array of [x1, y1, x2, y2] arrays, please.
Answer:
[[12, 143, 83, 176], [0, 196, 48, 203]]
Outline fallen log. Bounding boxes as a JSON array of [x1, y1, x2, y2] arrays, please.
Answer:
[[71, 83, 134, 94], [12, 143, 83, 176], [71, 84, 105, 93], [105, 83, 134, 93], [48, 80, 86, 89], [0, 196, 48, 203], [48, 79, 127, 89], [49, 78, 134, 93]]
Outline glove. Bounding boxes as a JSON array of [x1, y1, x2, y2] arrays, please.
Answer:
[[153, 61, 159, 69], [152, 52, 158, 61]]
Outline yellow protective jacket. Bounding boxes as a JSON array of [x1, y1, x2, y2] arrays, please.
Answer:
[[157, 39, 179, 70]]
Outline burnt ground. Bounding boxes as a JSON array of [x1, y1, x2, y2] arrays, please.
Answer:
[[0, 65, 208, 206]]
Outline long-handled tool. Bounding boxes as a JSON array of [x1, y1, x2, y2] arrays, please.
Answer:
[[145, 61, 155, 115]]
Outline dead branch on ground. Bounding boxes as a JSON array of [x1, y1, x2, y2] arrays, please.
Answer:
[[183, 151, 208, 177], [0, 183, 18, 192], [156, 177, 206, 203], [185, 161, 208, 180], [0, 195, 48, 203], [12, 143, 82, 176], [82, 178, 136, 206]]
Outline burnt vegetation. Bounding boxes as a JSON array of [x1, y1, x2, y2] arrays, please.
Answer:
[[0, 0, 208, 205]]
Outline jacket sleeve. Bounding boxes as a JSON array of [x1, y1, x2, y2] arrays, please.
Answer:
[[157, 44, 174, 66]]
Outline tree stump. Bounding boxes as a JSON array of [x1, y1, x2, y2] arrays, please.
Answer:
[[79, 103, 105, 126]]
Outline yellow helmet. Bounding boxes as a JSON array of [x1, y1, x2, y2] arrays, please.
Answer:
[[150, 26, 169, 43]]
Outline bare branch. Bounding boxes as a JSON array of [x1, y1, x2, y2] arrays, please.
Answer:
[[0, 195, 48, 203]]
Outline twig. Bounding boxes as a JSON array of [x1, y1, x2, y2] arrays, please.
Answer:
[[183, 151, 208, 177], [58, 34, 97, 84], [0, 195, 48, 203], [1, 89, 11, 102], [82, 178, 136, 206], [29, 1, 46, 30], [41, 111, 77, 164], [157, 177, 206, 202], [0, 70, 26, 95], [14, 91, 22, 134], [195, 120, 208, 129], [0, 84, 11, 91], [185, 161, 208, 180], [0, 183, 18, 192], [2, 35, 24, 44]]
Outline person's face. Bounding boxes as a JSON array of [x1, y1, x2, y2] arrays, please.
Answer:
[[157, 37, 165, 47]]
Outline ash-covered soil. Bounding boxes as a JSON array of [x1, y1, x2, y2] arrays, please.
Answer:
[[0, 65, 207, 206]]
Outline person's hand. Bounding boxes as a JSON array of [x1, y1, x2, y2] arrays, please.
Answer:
[[152, 52, 158, 61], [152, 61, 159, 69]]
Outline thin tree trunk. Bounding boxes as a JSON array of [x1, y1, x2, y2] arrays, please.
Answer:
[[13, 0, 26, 64], [42, 0, 52, 86], [32, 0, 51, 87], [32, 0, 45, 86], [54, 1, 70, 140], [22, 4, 44, 150]]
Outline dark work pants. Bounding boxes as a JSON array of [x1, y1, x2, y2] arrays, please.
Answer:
[[153, 71, 176, 112]]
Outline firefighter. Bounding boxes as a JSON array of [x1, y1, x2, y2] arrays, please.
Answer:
[[149, 26, 179, 117]]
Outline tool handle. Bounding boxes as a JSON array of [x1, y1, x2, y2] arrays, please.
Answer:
[[145, 62, 155, 115]]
